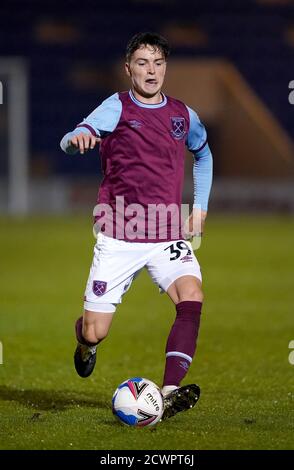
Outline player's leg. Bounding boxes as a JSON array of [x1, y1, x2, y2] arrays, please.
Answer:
[[162, 275, 203, 392], [74, 307, 115, 378], [81, 309, 115, 344], [159, 275, 202, 418], [147, 241, 203, 418], [159, 276, 202, 418], [166, 274, 203, 303], [73, 232, 147, 378]]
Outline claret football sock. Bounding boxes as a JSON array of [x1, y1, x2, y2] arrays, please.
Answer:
[[163, 301, 202, 387]]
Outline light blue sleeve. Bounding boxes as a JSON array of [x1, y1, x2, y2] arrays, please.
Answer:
[[60, 93, 122, 154], [186, 106, 213, 211]]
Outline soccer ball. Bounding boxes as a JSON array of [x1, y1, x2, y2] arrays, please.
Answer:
[[112, 377, 164, 427]]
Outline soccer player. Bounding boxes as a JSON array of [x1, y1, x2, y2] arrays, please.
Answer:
[[60, 32, 213, 420]]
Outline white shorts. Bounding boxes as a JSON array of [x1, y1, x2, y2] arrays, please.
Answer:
[[84, 233, 202, 313]]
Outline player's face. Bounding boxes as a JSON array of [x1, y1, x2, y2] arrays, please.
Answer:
[[125, 45, 167, 103]]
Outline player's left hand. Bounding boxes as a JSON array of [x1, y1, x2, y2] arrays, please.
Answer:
[[183, 208, 207, 240]]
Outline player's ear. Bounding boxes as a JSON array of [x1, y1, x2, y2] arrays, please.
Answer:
[[125, 62, 131, 77]]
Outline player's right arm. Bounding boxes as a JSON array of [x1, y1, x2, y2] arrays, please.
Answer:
[[70, 132, 101, 154], [60, 93, 122, 155]]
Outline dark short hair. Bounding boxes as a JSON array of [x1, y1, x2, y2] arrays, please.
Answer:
[[126, 32, 170, 62]]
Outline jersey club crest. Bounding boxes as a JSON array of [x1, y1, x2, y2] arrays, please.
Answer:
[[170, 117, 186, 140]]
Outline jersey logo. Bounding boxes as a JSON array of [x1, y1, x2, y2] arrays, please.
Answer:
[[181, 255, 193, 263], [170, 117, 186, 140], [93, 280, 107, 296], [128, 119, 142, 129]]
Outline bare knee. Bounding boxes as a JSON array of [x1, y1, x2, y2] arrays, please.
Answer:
[[83, 322, 110, 343], [82, 311, 113, 343], [178, 286, 204, 303], [81, 325, 96, 344], [168, 276, 204, 304], [95, 323, 111, 341]]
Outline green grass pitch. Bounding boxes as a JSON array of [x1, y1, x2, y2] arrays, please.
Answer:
[[0, 214, 293, 450]]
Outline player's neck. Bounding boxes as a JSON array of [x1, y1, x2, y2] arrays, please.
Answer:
[[131, 88, 163, 105]]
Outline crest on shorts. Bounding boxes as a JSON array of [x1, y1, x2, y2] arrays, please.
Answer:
[[93, 280, 107, 296], [170, 117, 186, 140]]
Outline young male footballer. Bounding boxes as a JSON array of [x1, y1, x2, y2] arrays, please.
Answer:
[[60, 32, 213, 420]]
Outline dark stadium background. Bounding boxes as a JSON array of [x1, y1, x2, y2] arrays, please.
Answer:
[[0, 0, 293, 212]]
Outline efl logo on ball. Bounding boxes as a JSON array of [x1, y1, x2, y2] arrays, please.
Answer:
[[112, 377, 164, 427]]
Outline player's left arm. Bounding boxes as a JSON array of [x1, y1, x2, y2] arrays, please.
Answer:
[[184, 106, 213, 237]]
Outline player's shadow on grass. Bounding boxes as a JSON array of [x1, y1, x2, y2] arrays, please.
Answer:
[[0, 385, 109, 412]]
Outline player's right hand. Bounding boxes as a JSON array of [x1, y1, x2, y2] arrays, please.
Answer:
[[70, 132, 101, 154]]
